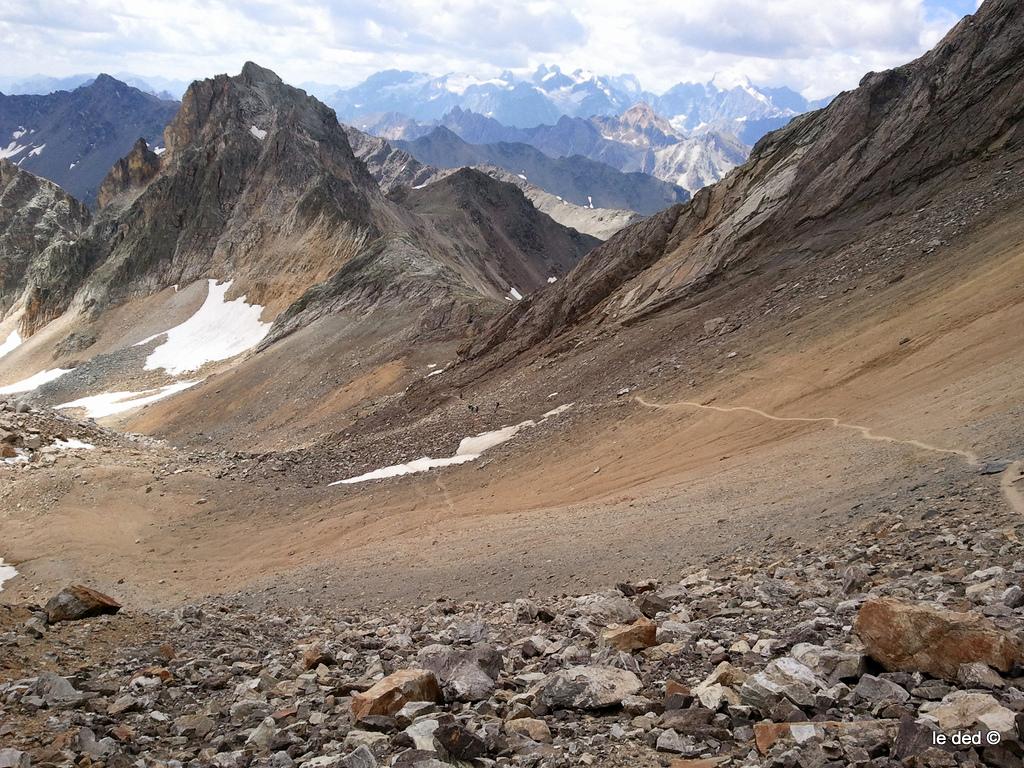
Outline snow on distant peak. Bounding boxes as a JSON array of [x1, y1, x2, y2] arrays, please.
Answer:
[[249, 125, 267, 140], [710, 72, 770, 105], [442, 73, 513, 95], [142, 279, 272, 375]]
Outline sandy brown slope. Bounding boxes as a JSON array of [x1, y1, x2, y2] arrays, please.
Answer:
[[2, 194, 1022, 609]]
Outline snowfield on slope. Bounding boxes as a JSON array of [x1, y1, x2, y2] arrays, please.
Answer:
[[57, 381, 201, 419], [332, 405, 573, 485], [0, 368, 72, 395], [0, 329, 22, 359], [142, 279, 272, 375], [0, 560, 15, 592]]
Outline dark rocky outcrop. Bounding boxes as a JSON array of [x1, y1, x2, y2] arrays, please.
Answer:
[[45, 584, 122, 624], [96, 138, 161, 209]]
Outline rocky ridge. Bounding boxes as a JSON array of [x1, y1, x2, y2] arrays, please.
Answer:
[[454, 0, 1024, 372], [344, 125, 640, 240]]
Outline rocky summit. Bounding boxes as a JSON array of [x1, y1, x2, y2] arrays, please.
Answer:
[[3, 2, 1024, 767]]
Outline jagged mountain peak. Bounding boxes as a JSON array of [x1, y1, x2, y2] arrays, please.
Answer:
[[240, 61, 285, 87]]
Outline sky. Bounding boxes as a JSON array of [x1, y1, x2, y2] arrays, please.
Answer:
[[0, 0, 985, 98]]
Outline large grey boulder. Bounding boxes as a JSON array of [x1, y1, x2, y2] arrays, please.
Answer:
[[538, 665, 642, 710]]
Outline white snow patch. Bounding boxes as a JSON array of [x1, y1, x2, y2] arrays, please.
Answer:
[[331, 404, 573, 485], [332, 423, 529, 485], [249, 125, 267, 140], [542, 403, 573, 418], [0, 329, 22, 359], [508, 286, 523, 301], [153, 146, 166, 155], [68, 162, 76, 170], [0, 368, 72, 395], [0, 560, 16, 592], [28, 144, 45, 157], [57, 380, 200, 419], [143, 279, 271, 375], [12, 128, 26, 140], [51, 438, 95, 451], [547, 276, 558, 284], [516, 173, 527, 180], [587, 195, 594, 209]]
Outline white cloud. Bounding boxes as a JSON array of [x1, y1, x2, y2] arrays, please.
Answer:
[[0, 0, 972, 98]]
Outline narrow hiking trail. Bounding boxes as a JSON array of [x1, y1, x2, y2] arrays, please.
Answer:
[[634, 394, 980, 464], [635, 394, 1024, 515]]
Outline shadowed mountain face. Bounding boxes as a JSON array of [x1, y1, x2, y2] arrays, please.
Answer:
[[0, 160, 92, 319], [394, 127, 689, 215], [0, 75, 178, 207], [455, 0, 1024, 371]]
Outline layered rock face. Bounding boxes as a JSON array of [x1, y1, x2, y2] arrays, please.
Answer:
[[458, 0, 1024, 369], [0, 160, 91, 326]]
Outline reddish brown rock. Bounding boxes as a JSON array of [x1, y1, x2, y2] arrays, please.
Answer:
[[505, 717, 552, 743], [854, 598, 1024, 680], [350, 668, 442, 721], [44, 585, 121, 624], [601, 617, 657, 652]]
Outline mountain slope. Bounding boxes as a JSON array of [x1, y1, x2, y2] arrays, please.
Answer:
[[456, 0, 1024, 370], [345, 125, 641, 240], [395, 127, 688, 215], [0, 75, 178, 206]]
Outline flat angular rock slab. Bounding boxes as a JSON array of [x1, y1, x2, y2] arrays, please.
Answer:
[[854, 598, 1024, 680], [45, 585, 121, 624], [538, 665, 642, 710], [350, 668, 441, 722]]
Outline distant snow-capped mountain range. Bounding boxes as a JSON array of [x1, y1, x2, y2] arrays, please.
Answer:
[[323, 65, 831, 141]]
